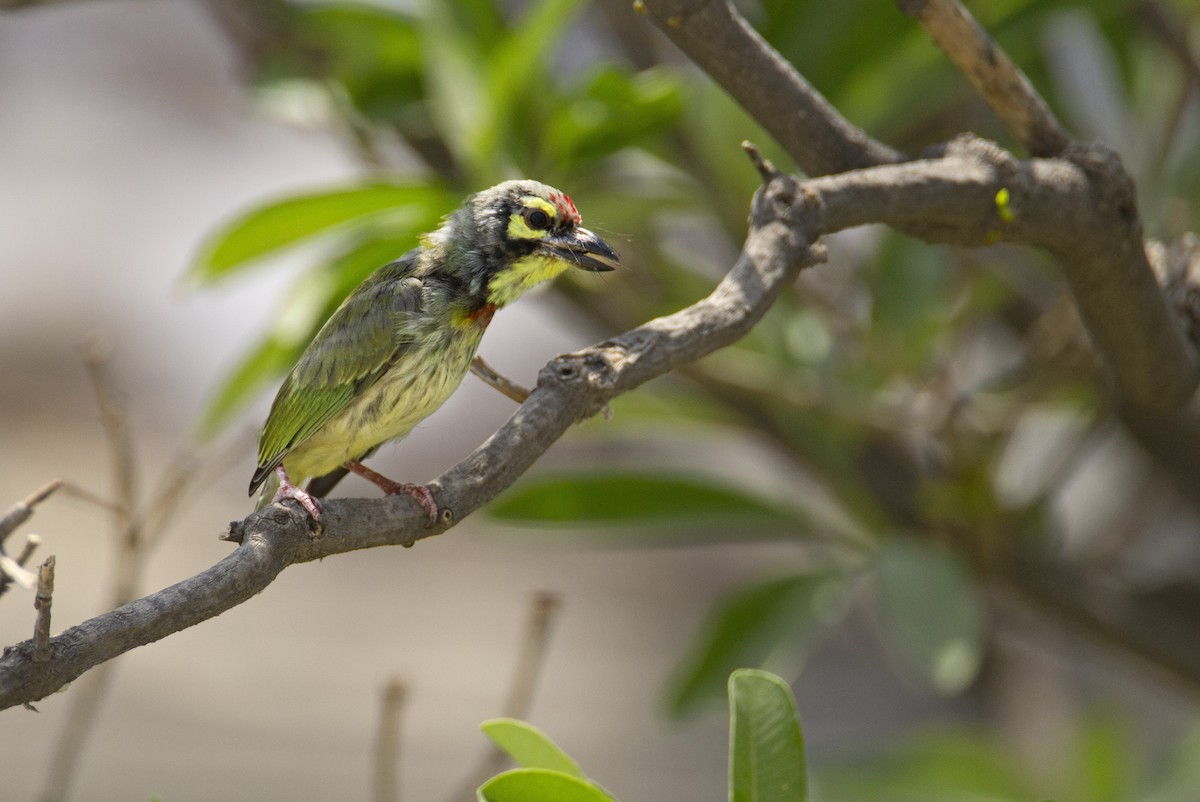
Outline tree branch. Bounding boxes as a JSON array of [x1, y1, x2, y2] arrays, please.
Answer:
[[641, 0, 1199, 411], [637, 0, 904, 173], [896, 0, 1071, 156], [780, 135, 1197, 407], [0, 169, 825, 711]]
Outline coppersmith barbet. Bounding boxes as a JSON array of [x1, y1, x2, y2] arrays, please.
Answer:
[[249, 180, 620, 524]]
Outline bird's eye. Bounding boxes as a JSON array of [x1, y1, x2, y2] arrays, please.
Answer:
[[523, 207, 552, 230]]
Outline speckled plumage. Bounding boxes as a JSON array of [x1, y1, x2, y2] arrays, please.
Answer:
[[249, 180, 619, 515]]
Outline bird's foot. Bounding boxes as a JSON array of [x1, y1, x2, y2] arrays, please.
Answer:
[[344, 461, 438, 522], [271, 465, 323, 531]]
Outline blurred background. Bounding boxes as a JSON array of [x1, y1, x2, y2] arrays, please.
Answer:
[[3, 0, 1200, 800]]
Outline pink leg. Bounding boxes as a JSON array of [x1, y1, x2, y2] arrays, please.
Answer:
[[345, 461, 438, 521], [271, 465, 322, 522]]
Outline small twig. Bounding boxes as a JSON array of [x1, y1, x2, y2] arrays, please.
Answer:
[[470, 356, 531, 404], [896, 0, 1071, 156], [82, 336, 138, 533], [0, 479, 62, 543], [500, 592, 561, 719], [40, 355, 239, 802], [373, 678, 407, 802], [33, 556, 56, 662], [56, 481, 124, 516], [0, 481, 61, 598], [15, 534, 42, 567], [742, 141, 778, 182], [446, 592, 563, 801]]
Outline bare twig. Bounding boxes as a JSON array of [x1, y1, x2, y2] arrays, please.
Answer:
[[500, 592, 561, 719], [33, 556, 56, 662], [39, 352, 237, 802], [470, 356, 531, 404], [0, 480, 62, 544], [81, 338, 137, 531], [0, 481, 61, 597], [373, 678, 407, 802], [897, 0, 1071, 156], [15, 534, 42, 567]]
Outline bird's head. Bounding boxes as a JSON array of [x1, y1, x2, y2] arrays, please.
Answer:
[[428, 180, 620, 308]]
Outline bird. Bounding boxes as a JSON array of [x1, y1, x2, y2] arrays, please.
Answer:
[[248, 180, 620, 526]]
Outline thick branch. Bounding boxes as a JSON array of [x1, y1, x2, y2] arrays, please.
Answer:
[[0, 173, 824, 711], [897, 0, 1071, 156], [808, 136, 1200, 407], [638, 0, 904, 173], [639, 0, 1197, 412]]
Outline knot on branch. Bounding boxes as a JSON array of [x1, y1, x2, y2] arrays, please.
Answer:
[[749, 172, 826, 268], [541, 346, 623, 394], [223, 500, 314, 547], [742, 140, 824, 253]]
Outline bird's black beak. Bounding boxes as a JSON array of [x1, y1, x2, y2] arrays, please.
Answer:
[[541, 226, 620, 272]]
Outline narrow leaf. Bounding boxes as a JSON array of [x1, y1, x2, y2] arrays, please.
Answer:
[[489, 472, 808, 532], [481, 718, 586, 779], [478, 769, 616, 802], [189, 182, 447, 282], [728, 669, 807, 802]]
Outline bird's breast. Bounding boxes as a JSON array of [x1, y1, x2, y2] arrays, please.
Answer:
[[283, 325, 486, 480]]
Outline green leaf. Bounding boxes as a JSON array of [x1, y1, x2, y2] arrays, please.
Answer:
[[668, 573, 850, 717], [728, 669, 807, 802], [481, 719, 586, 779], [489, 471, 808, 533], [873, 538, 983, 694], [478, 769, 616, 802], [189, 182, 448, 282]]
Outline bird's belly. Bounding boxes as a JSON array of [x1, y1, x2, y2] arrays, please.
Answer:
[[284, 334, 482, 481]]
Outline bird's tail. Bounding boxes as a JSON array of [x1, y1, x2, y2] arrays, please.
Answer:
[[253, 472, 279, 511]]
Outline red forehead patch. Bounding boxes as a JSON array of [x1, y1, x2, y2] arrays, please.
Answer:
[[548, 190, 581, 225]]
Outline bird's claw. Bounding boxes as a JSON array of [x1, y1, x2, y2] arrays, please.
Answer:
[[386, 482, 438, 522], [344, 461, 438, 522], [272, 466, 324, 534]]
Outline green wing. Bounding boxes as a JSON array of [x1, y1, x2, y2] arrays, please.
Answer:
[[250, 253, 424, 493]]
